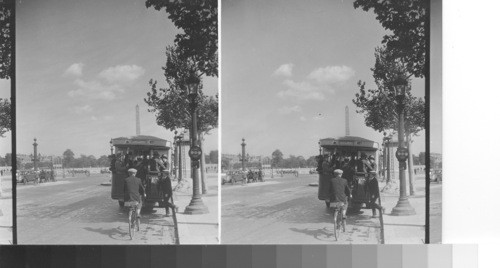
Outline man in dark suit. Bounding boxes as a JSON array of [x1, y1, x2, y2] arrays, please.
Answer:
[[330, 169, 352, 219], [124, 168, 146, 217], [366, 171, 385, 218]]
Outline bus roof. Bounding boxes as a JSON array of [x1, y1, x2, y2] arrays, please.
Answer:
[[319, 136, 379, 151], [111, 135, 170, 150]]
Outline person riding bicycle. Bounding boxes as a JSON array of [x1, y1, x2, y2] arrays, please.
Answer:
[[329, 169, 352, 219], [124, 168, 146, 218]]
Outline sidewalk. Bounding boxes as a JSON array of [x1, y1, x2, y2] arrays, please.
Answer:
[[172, 174, 219, 244], [380, 175, 426, 244], [0, 175, 13, 244]]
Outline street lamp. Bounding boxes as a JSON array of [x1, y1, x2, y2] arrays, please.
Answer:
[[391, 75, 416, 216], [110, 139, 114, 155], [33, 138, 38, 171], [184, 72, 208, 215], [318, 141, 322, 155], [241, 138, 246, 171]]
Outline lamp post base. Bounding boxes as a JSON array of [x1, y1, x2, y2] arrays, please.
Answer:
[[184, 198, 209, 215], [391, 198, 416, 216]]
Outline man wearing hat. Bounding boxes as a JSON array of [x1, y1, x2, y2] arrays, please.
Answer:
[[329, 169, 352, 219], [124, 168, 146, 217], [367, 170, 384, 218]]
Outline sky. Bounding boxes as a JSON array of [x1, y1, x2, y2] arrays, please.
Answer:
[[4, 0, 218, 157], [221, 0, 440, 158]]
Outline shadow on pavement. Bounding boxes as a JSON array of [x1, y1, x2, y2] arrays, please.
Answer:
[[83, 226, 130, 241]]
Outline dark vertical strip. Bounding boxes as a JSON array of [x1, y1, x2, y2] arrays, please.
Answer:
[[425, 0, 431, 244], [302, 245, 326, 268], [150, 245, 176, 268], [352, 245, 377, 268], [101, 246, 126, 268], [76, 246, 102, 268], [177, 245, 202, 268], [202, 245, 227, 268], [276, 245, 302, 268], [0, 246, 26, 268], [50, 246, 77, 268], [227, 245, 252, 268], [10, 0, 17, 245], [25, 246, 52, 268], [126, 246, 151, 268], [252, 245, 276, 268]]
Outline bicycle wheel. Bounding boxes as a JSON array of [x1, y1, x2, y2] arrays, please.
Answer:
[[128, 209, 135, 239], [333, 209, 339, 241]]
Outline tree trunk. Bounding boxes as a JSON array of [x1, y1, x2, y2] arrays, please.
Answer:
[[407, 133, 415, 196], [199, 132, 207, 194]]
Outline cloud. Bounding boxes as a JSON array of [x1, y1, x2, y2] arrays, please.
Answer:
[[276, 65, 355, 101], [277, 80, 324, 101], [71, 105, 93, 115], [273, 63, 294, 77], [299, 116, 306, 121], [64, 63, 84, 77], [68, 79, 124, 100], [99, 65, 145, 83], [278, 105, 302, 115], [91, 115, 114, 121], [307, 65, 354, 84]]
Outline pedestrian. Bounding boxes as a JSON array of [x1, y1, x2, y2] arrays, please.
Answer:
[[318, 154, 334, 207], [124, 168, 146, 218], [366, 171, 385, 218], [329, 169, 351, 220]]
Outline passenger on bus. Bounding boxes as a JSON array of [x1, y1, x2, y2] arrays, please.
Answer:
[[115, 153, 128, 176], [366, 171, 385, 218], [149, 151, 166, 173], [134, 157, 147, 184], [367, 155, 377, 173]]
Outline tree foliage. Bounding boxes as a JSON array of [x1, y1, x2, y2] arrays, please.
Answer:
[[354, 0, 428, 78], [271, 149, 283, 168], [146, 0, 218, 77], [0, 3, 12, 79], [353, 46, 425, 136], [145, 46, 218, 134], [62, 149, 75, 168], [0, 98, 11, 137]]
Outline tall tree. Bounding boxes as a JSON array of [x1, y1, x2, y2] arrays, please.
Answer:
[[0, 98, 10, 137], [0, 2, 13, 79], [145, 0, 218, 77], [62, 149, 75, 168], [353, 0, 428, 78], [271, 150, 283, 168], [208, 150, 218, 164]]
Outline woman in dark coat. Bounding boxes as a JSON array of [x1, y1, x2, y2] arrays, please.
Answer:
[[318, 154, 334, 208]]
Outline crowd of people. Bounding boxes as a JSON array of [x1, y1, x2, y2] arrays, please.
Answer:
[[317, 152, 384, 218], [110, 151, 176, 217]]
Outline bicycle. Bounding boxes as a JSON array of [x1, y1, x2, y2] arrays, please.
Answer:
[[331, 202, 346, 241], [126, 201, 140, 240]]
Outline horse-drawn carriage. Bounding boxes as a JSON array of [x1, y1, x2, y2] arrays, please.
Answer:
[[39, 169, 56, 183]]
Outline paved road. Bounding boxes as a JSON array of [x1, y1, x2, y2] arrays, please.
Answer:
[[221, 174, 382, 244], [17, 174, 175, 244]]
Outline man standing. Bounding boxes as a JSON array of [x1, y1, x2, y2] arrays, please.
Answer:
[[367, 171, 385, 218], [329, 169, 351, 219], [124, 168, 146, 218]]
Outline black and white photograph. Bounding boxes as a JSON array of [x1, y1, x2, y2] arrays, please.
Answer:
[[0, 0, 13, 245], [221, 0, 441, 244], [11, 0, 219, 244]]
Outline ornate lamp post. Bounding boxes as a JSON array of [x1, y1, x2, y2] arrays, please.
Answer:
[[318, 141, 322, 155], [184, 72, 208, 215], [33, 138, 38, 171], [241, 138, 246, 171], [391, 75, 416, 216], [109, 139, 114, 155]]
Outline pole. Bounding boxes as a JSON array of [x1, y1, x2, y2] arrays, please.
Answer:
[[241, 138, 246, 171], [184, 84, 208, 215], [407, 133, 415, 196], [33, 138, 38, 171], [178, 136, 183, 182], [391, 87, 416, 216]]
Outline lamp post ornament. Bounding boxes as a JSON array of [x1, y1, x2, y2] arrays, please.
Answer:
[[184, 72, 208, 215], [391, 75, 416, 216]]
